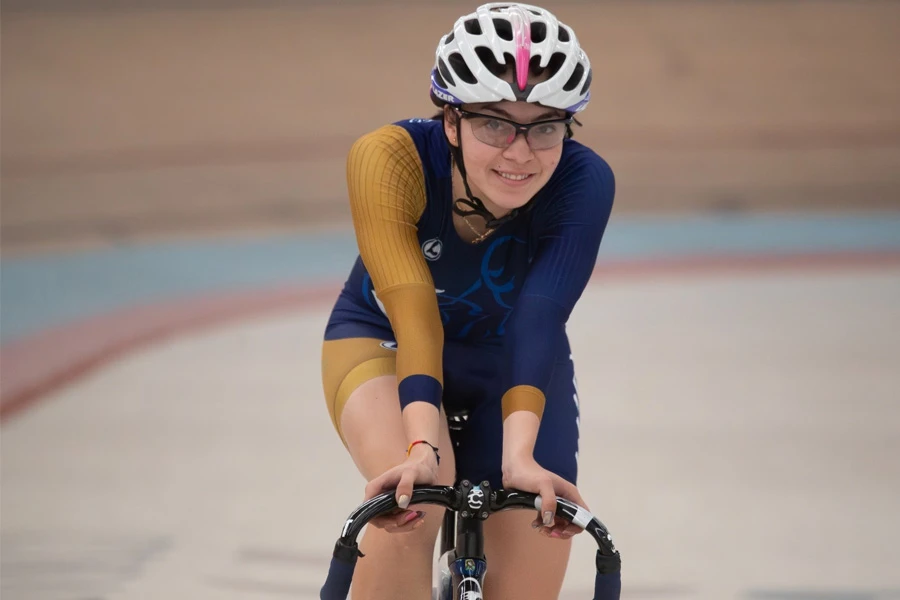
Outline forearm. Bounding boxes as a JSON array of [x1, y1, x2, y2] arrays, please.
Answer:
[[502, 410, 541, 465], [402, 402, 441, 448]]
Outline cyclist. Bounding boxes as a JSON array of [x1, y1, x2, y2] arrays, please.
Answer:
[[321, 3, 615, 597]]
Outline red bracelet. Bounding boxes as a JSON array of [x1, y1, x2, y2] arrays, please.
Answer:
[[407, 440, 441, 465]]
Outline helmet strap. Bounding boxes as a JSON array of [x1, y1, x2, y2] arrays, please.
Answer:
[[449, 111, 520, 230]]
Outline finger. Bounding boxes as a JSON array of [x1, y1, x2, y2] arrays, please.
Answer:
[[550, 474, 588, 509], [394, 510, 425, 530], [395, 468, 418, 509], [370, 510, 423, 533], [562, 526, 583, 539], [554, 521, 584, 539], [538, 478, 556, 528], [364, 477, 385, 501], [364, 470, 398, 501]]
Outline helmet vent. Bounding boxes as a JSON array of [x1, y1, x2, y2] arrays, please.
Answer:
[[438, 57, 456, 86], [530, 22, 547, 43], [493, 18, 513, 41], [445, 31, 455, 44], [474, 46, 508, 77], [464, 19, 482, 35], [579, 68, 593, 96], [546, 52, 567, 77], [563, 63, 585, 92], [558, 26, 571, 43], [448, 52, 479, 85]]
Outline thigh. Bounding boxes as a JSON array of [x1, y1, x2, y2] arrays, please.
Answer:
[[340, 372, 458, 551], [324, 338, 457, 599], [483, 510, 573, 598], [340, 375, 456, 485], [453, 356, 581, 597], [322, 335, 457, 485], [321, 336, 398, 443]]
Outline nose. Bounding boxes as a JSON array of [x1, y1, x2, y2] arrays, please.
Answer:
[[501, 132, 534, 163]]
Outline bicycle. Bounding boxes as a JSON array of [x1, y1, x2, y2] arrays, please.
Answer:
[[319, 478, 622, 599]]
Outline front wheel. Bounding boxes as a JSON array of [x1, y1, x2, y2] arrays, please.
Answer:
[[435, 549, 454, 599]]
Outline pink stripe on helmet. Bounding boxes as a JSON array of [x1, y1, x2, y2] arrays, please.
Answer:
[[510, 7, 532, 92]]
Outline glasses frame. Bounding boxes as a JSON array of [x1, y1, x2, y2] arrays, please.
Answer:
[[454, 108, 573, 150]]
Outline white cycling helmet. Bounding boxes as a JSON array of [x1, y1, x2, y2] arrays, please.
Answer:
[[430, 2, 592, 113]]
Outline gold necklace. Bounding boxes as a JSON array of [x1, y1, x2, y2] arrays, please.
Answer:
[[462, 214, 493, 244]]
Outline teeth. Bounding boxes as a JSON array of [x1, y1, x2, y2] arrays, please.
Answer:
[[497, 171, 530, 181]]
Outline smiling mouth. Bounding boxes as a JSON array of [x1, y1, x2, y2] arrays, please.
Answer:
[[494, 170, 534, 183]]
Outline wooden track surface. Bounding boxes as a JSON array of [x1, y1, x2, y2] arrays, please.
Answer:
[[2, 1, 899, 251]]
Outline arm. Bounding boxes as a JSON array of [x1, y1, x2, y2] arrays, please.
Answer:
[[346, 125, 444, 448], [501, 155, 616, 463]]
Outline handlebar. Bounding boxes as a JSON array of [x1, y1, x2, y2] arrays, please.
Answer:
[[320, 483, 621, 599]]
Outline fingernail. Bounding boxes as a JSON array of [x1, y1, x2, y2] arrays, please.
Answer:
[[550, 530, 561, 538], [398, 495, 410, 509], [543, 511, 553, 526], [532, 521, 540, 529], [403, 511, 419, 523]]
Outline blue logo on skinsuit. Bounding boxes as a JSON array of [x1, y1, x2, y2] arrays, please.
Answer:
[[361, 235, 526, 341]]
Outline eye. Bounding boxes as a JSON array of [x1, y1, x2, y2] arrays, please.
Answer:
[[484, 119, 505, 131], [535, 124, 560, 135]]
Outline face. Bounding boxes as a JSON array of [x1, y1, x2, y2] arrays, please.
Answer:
[[444, 101, 567, 215]]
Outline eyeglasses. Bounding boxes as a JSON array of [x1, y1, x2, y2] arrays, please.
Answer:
[[455, 109, 572, 151]]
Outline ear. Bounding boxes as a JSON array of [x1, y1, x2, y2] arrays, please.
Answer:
[[443, 105, 459, 148]]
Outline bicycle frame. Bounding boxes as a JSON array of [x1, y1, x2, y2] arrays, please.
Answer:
[[319, 480, 622, 600]]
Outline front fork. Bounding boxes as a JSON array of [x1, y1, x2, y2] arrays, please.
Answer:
[[450, 555, 487, 599]]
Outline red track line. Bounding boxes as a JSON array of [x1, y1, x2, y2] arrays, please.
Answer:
[[3, 251, 899, 424]]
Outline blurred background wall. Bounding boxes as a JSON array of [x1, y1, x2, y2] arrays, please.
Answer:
[[3, 0, 899, 255]]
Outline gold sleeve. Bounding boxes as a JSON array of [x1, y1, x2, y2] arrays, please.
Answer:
[[501, 385, 546, 421], [346, 125, 444, 391]]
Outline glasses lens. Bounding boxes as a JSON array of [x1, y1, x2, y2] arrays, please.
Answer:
[[526, 122, 568, 150], [465, 114, 569, 150], [467, 116, 517, 148]]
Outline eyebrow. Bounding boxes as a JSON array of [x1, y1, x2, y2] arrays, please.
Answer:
[[480, 107, 565, 122]]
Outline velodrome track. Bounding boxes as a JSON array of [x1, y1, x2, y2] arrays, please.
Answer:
[[3, 217, 900, 599]]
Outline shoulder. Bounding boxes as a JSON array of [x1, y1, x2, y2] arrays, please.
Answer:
[[554, 139, 615, 195], [349, 123, 417, 161], [531, 140, 616, 222], [392, 118, 452, 179], [349, 118, 449, 179], [391, 117, 444, 143]]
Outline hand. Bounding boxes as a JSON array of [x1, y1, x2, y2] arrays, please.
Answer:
[[363, 444, 440, 533], [502, 457, 588, 540]]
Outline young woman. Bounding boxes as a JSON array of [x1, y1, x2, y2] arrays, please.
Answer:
[[321, 3, 615, 597]]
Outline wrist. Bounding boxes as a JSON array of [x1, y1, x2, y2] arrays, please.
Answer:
[[407, 439, 441, 466], [402, 402, 441, 453], [503, 448, 535, 469]]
